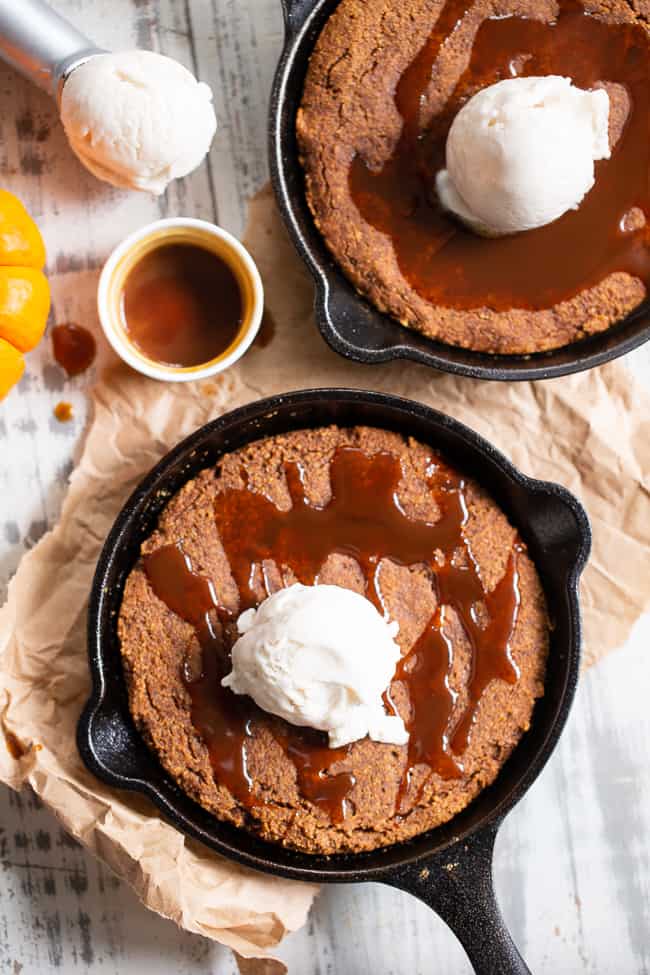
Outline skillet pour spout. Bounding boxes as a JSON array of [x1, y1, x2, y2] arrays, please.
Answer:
[[78, 389, 590, 975]]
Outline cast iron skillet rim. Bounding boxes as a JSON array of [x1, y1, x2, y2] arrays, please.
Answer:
[[79, 386, 588, 884], [269, 0, 650, 381]]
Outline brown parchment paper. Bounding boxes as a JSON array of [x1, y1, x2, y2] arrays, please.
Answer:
[[1, 184, 649, 970]]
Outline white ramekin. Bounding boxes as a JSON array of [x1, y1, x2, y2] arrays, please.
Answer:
[[97, 217, 264, 382]]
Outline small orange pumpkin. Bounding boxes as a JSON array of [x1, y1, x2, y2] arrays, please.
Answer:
[[0, 337, 25, 398], [0, 190, 50, 400]]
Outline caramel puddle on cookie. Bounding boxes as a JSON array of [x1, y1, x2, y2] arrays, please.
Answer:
[[144, 449, 522, 822], [349, 0, 650, 310]]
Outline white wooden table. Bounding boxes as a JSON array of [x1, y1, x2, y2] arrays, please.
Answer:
[[1, 1, 649, 972]]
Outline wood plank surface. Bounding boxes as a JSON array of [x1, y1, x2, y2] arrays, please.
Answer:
[[0, 1, 648, 972]]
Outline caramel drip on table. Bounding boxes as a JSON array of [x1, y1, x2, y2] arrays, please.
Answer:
[[144, 449, 521, 822], [51, 323, 96, 377], [53, 401, 73, 422], [349, 0, 650, 310]]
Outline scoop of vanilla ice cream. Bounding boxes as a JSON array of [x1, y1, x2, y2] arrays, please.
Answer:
[[60, 51, 217, 195], [436, 76, 610, 236], [222, 583, 408, 749]]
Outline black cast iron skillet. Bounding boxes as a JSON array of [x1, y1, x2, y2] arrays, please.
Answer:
[[78, 389, 590, 974], [269, 0, 650, 381]]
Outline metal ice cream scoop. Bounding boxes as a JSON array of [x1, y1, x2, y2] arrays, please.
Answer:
[[0, 0, 217, 194], [0, 0, 104, 102]]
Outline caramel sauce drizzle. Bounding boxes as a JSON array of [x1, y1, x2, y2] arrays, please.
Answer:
[[142, 544, 257, 806], [143, 542, 354, 821], [143, 448, 521, 823], [349, 0, 650, 311]]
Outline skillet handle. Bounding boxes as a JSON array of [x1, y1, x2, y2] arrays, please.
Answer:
[[280, 0, 318, 37], [384, 824, 531, 974]]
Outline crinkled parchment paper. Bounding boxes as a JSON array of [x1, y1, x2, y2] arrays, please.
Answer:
[[1, 185, 649, 971]]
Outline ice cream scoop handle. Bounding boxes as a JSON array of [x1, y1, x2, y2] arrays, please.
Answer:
[[0, 0, 104, 99]]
